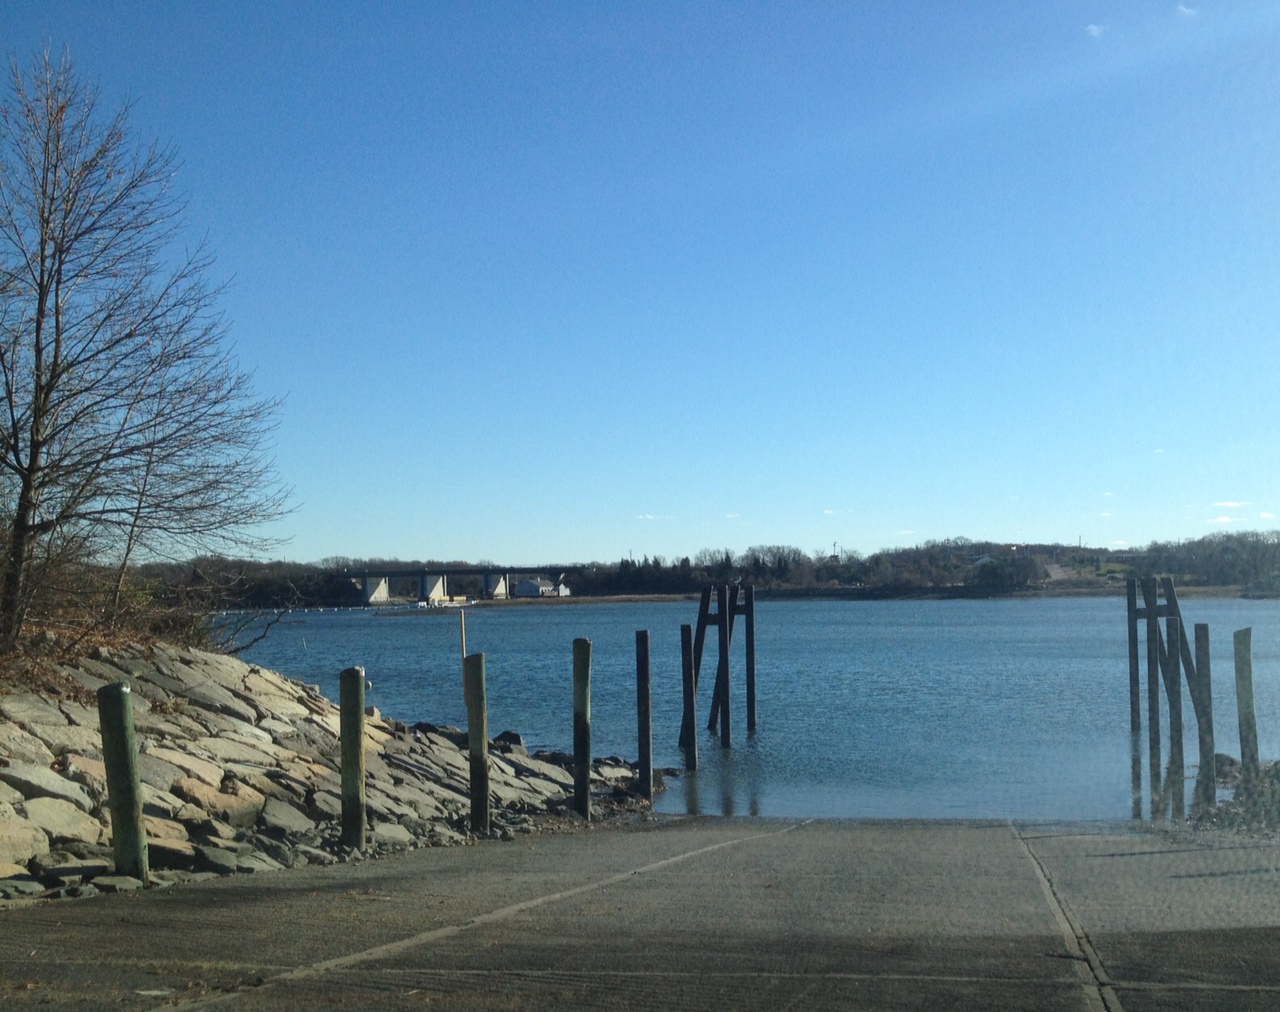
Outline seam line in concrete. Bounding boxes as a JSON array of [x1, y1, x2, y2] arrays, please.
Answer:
[[163, 819, 810, 1009], [1012, 822, 1122, 1012]]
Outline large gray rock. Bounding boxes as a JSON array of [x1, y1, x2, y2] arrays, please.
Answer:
[[0, 815, 50, 865], [371, 821, 413, 846], [25, 722, 102, 759], [0, 763, 93, 813], [15, 797, 102, 845], [145, 746, 224, 788], [258, 797, 315, 836], [0, 722, 56, 765], [0, 692, 69, 728], [172, 777, 264, 828]]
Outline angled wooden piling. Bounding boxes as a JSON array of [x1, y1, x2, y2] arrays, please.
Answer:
[[339, 666, 367, 849], [680, 623, 697, 771], [97, 683, 149, 884], [463, 652, 490, 835], [1140, 578, 1163, 818], [710, 583, 733, 746]]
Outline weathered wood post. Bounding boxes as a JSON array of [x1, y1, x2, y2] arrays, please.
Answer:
[[339, 666, 367, 849], [463, 652, 490, 835], [691, 587, 712, 690], [680, 623, 697, 771], [710, 583, 732, 747], [1193, 623, 1216, 814], [744, 584, 757, 734], [635, 630, 653, 800], [573, 637, 592, 820], [1141, 578, 1162, 818], [97, 683, 149, 884], [1234, 627, 1260, 794], [1126, 578, 1143, 819], [1164, 613, 1185, 820]]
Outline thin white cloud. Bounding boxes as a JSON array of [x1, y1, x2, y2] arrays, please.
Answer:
[[1086, 23, 1109, 37], [1103, 491, 1114, 498], [898, 529, 915, 536], [1177, 3, 1198, 17], [1154, 448, 1165, 454], [1112, 540, 1128, 547], [636, 514, 672, 521], [1262, 512, 1277, 520], [725, 513, 741, 520], [1100, 512, 1112, 517], [1214, 501, 1251, 508], [823, 509, 837, 515], [1210, 516, 1235, 524]]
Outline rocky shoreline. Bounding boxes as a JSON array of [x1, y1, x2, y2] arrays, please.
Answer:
[[0, 642, 657, 905]]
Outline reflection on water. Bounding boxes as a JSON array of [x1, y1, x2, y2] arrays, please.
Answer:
[[673, 734, 766, 817]]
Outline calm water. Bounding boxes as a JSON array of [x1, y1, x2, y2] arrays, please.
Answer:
[[235, 597, 1280, 821]]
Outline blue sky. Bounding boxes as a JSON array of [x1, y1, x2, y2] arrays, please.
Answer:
[[3, 2, 1277, 564]]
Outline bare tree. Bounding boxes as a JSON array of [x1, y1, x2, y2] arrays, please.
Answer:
[[0, 49, 288, 647]]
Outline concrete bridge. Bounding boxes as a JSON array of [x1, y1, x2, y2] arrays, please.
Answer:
[[354, 566, 582, 604]]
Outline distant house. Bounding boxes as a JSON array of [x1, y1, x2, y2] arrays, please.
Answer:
[[512, 577, 571, 598]]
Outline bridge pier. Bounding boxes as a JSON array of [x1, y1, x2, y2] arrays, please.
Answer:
[[419, 573, 449, 602], [361, 576, 390, 604], [484, 573, 509, 600]]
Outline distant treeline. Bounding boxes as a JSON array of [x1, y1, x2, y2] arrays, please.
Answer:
[[131, 531, 1280, 612]]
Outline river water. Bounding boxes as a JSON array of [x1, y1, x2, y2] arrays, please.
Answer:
[[234, 596, 1280, 821]]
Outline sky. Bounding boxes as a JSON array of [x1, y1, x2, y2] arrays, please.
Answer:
[[1, 2, 1277, 565]]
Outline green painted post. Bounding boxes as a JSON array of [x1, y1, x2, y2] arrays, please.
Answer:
[[339, 666, 367, 849], [573, 637, 592, 820], [463, 652, 490, 835], [97, 683, 149, 885]]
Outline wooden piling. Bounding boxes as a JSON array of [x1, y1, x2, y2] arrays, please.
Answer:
[[1234, 627, 1260, 792], [712, 584, 732, 746], [680, 623, 697, 771], [1164, 613, 1185, 820], [635, 630, 653, 800], [1126, 578, 1142, 819], [339, 666, 367, 849], [463, 652, 490, 835], [573, 637, 592, 820], [691, 586, 712, 689], [1141, 578, 1162, 818], [1193, 623, 1216, 814], [97, 683, 149, 884], [744, 584, 757, 734]]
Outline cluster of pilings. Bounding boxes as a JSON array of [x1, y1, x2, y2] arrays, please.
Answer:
[[1127, 576, 1262, 822]]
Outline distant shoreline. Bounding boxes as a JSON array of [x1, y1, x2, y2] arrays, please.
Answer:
[[364, 582, 1273, 612]]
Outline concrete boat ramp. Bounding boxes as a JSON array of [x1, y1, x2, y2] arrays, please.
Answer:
[[3, 817, 1280, 1011]]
